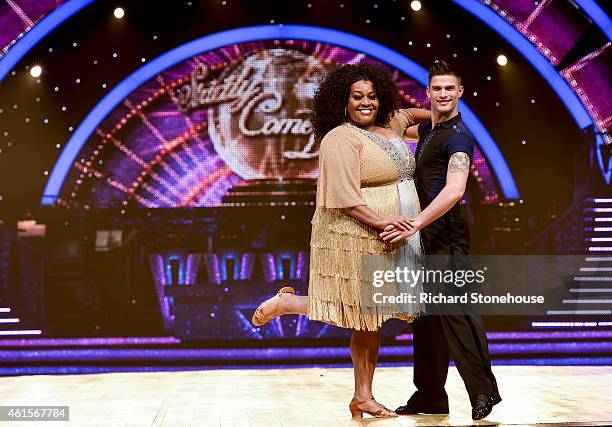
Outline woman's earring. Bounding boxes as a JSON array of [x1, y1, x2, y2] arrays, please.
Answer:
[[344, 106, 348, 121]]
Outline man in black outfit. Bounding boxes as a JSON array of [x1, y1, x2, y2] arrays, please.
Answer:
[[381, 60, 501, 420]]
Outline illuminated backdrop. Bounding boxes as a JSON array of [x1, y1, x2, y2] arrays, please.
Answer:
[[0, 0, 67, 57], [56, 40, 500, 209]]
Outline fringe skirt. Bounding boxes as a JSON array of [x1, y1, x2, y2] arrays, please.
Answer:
[[307, 182, 422, 331]]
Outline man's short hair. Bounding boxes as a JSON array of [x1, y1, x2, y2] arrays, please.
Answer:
[[428, 59, 462, 85]]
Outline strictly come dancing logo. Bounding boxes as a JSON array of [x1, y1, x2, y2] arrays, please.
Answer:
[[177, 49, 335, 180]]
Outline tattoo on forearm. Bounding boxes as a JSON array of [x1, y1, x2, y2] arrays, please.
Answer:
[[448, 152, 470, 174]]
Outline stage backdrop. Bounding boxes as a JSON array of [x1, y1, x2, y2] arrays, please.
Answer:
[[55, 40, 499, 209], [50, 39, 504, 340]]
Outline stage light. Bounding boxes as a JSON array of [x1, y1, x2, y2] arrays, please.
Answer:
[[497, 54, 508, 66], [410, 1, 422, 11], [113, 7, 124, 19], [30, 65, 41, 77]]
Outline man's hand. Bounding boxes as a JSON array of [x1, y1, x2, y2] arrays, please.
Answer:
[[380, 221, 419, 243]]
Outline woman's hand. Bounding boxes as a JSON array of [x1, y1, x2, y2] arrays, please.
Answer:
[[342, 206, 414, 233], [375, 216, 415, 233], [380, 221, 419, 243]]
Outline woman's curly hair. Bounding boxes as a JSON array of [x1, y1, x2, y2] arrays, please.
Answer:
[[311, 63, 400, 141]]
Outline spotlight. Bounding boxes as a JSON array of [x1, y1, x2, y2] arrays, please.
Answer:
[[30, 65, 42, 78], [497, 54, 508, 66], [113, 7, 125, 19], [410, 1, 422, 11]]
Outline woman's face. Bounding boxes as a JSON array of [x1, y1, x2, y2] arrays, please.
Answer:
[[347, 79, 379, 128]]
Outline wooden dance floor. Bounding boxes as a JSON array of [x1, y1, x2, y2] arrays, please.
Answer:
[[0, 366, 611, 426]]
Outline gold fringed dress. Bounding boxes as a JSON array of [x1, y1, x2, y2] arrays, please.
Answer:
[[307, 110, 425, 331]]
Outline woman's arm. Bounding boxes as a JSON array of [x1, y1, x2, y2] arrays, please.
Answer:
[[404, 124, 420, 140], [406, 108, 430, 125], [391, 108, 429, 138]]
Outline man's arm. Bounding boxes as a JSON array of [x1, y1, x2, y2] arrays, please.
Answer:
[[414, 151, 470, 229], [380, 151, 470, 243]]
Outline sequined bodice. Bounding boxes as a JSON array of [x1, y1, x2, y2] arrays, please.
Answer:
[[344, 123, 416, 182]]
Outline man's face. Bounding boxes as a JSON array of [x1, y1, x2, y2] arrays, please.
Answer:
[[426, 74, 463, 116]]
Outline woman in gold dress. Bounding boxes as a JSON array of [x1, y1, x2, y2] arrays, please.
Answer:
[[252, 63, 429, 418]]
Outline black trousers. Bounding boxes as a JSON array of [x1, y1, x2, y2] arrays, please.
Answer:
[[410, 207, 500, 409], [411, 311, 499, 408]]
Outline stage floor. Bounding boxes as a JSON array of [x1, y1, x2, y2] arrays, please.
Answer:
[[0, 366, 611, 426]]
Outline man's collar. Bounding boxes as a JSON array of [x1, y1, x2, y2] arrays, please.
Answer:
[[433, 112, 462, 129]]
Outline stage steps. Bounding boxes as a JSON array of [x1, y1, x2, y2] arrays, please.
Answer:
[[0, 305, 42, 336], [0, 225, 44, 336], [536, 197, 612, 319]]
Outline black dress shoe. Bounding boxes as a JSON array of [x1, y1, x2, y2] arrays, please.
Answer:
[[395, 403, 449, 415], [471, 394, 501, 420]]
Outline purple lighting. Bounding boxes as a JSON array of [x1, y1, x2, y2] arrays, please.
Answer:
[[185, 253, 201, 285], [561, 43, 611, 133], [260, 253, 276, 282], [271, 317, 284, 338], [0, 0, 67, 55], [296, 251, 308, 281], [202, 254, 222, 284], [220, 252, 240, 281], [234, 309, 263, 340], [148, 254, 174, 331], [240, 253, 255, 281], [397, 330, 612, 340], [0, 336, 181, 347], [1, 341, 611, 363], [295, 314, 308, 337]]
